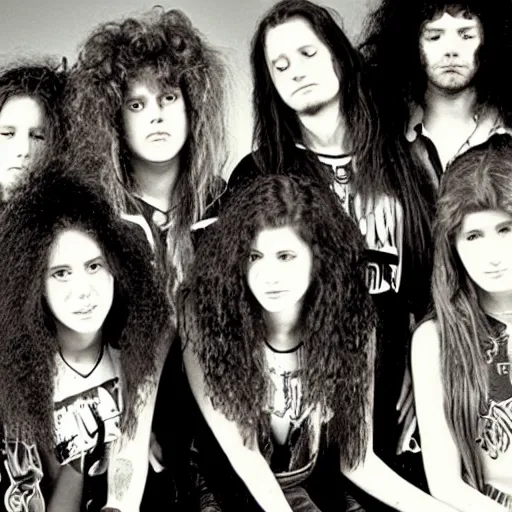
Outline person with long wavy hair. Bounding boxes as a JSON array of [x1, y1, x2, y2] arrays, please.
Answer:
[[64, 7, 229, 294], [225, 0, 435, 491], [0, 165, 171, 512], [412, 140, 512, 511], [360, 0, 512, 183], [181, 174, 457, 512], [0, 59, 67, 202]]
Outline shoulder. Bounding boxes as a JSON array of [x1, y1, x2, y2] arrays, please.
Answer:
[[227, 152, 261, 191], [411, 319, 441, 365]]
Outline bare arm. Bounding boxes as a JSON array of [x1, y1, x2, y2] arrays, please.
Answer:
[[341, 329, 459, 512], [411, 320, 505, 512], [184, 343, 293, 512], [103, 336, 173, 512]]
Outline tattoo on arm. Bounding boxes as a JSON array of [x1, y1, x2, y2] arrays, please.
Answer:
[[113, 459, 134, 501]]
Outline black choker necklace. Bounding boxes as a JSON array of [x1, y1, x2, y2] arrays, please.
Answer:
[[59, 343, 104, 379], [264, 339, 303, 354]]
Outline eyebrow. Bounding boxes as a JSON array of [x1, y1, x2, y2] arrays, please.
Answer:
[[48, 255, 103, 272]]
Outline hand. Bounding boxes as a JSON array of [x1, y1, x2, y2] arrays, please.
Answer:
[[396, 364, 420, 455]]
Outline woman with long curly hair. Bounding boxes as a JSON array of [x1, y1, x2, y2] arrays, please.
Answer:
[[0, 164, 172, 512], [0, 59, 67, 202], [181, 174, 457, 512], [64, 7, 229, 293], [412, 140, 512, 511]]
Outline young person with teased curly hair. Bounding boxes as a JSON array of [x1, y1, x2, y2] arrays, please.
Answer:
[[412, 141, 512, 511], [64, 7, 230, 294], [181, 174, 457, 512], [0, 60, 67, 202], [0, 166, 172, 512], [361, 0, 512, 184], [225, 0, 435, 494]]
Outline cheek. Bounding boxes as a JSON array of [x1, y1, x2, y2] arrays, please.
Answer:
[[45, 281, 70, 317]]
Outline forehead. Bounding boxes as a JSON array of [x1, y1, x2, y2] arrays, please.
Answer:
[[49, 229, 102, 264], [124, 74, 180, 97], [0, 95, 43, 124], [265, 16, 325, 60], [252, 225, 307, 250], [459, 209, 512, 231], [422, 11, 482, 31]]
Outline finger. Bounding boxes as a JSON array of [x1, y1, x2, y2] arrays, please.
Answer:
[[398, 392, 414, 424]]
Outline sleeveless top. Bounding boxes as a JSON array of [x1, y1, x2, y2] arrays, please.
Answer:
[[477, 316, 512, 495]]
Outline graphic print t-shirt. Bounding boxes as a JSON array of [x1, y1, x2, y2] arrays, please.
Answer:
[[477, 317, 512, 493]]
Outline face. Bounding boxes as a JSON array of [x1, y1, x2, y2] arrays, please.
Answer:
[[45, 229, 115, 344], [122, 79, 189, 166], [247, 225, 313, 318], [265, 17, 340, 115], [456, 210, 512, 297], [419, 12, 483, 94], [0, 95, 45, 200]]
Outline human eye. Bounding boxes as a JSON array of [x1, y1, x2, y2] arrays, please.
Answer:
[[422, 30, 441, 42], [466, 232, 480, 241], [162, 91, 178, 104], [274, 57, 289, 72], [87, 259, 104, 273], [126, 99, 144, 112], [461, 29, 477, 40], [498, 224, 512, 235], [278, 251, 296, 262], [302, 46, 317, 57], [249, 251, 262, 263], [31, 131, 45, 141], [52, 269, 71, 281], [0, 129, 14, 139]]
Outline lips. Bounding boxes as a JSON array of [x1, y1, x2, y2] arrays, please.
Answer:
[[146, 131, 170, 141], [73, 305, 97, 315], [265, 290, 287, 298], [293, 84, 316, 95], [485, 269, 507, 278]]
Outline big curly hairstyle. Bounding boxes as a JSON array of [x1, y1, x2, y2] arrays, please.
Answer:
[[0, 59, 68, 178], [433, 138, 512, 489], [0, 162, 172, 451], [64, 7, 229, 286], [360, 0, 512, 131], [249, 0, 435, 309], [180, 175, 377, 468]]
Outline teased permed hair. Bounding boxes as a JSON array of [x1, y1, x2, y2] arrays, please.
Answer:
[[249, 0, 436, 310], [0, 59, 67, 174], [360, 0, 512, 131], [180, 175, 376, 468], [64, 7, 229, 285], [0, 163, 172, 450], [433, 137, 512, 489]]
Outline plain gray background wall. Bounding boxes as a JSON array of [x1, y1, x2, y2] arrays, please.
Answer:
[[0, 0, 378, 169]]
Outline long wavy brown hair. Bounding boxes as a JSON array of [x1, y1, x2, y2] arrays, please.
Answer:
[[433, 138, 512, 489], [0, 162, 171, 450], [64, 7, 229, 288], [180, 175, 376, 468], [0, 59, 67, 199]]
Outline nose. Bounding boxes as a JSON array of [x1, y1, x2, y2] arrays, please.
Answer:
[[74, 273, 93, 299], [148, 99, 164, 124], [14, 134, 30, 163], [290, 58, 307, 82], [262, 263, 280, 285], [443, 33, 461, 58]]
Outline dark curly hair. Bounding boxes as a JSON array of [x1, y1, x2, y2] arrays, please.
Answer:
[[250, 0, 435, 305], [0, 163, 172, 451], [0, 59, 67, 190], [180, 175, 376, 468], [360, 0, 512, 131], [64, 7, 229, 286]]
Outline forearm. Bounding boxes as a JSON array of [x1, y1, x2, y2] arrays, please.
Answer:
[[226, 447, 293, 512], [48, 463, 83, 512], [429, 479, 507, 512], [103, 444, 149, 512], [342, 452, 458, 512]]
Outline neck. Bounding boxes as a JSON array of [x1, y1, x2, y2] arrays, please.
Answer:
[[480, 290, 512, 315], [130, 155, 180, 212], [298, 101, 348, 155], [57, 327, 103, 364], [423, 85, 478, 126], [264, 306, 301, 351]]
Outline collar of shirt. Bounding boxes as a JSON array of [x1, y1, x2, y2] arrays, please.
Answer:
[[405, 103, 512, 149]]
